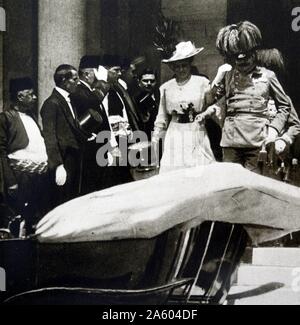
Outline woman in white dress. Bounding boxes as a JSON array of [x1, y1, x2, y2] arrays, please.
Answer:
[[152, 41, 215, 174]]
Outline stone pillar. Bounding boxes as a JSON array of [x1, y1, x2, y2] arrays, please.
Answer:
[[0, 0, 4, 111], [0, 27, 3, 112], [38, 0, 86, 113]]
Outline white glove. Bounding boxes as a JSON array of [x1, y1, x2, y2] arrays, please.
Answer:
[[55, 165, 67, 186], [265, 127, 278, 145], [213, 64, 232, 86], [194, 106, 216, 124], [275, 139, 287, 154], [94, 65, 108, 82], [194, 112, 207, 124], [107, 152, 114, 166]]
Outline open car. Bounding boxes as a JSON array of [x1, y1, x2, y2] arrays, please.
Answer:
[[1, 162, 300, 305]]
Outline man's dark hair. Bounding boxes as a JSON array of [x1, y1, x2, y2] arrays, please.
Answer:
[[54, 64, 77, 87], [138, 68, 157, 80]]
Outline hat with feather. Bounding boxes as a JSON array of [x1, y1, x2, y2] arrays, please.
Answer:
[[153, 12, 203, 63], [216, 21, 262, 58]]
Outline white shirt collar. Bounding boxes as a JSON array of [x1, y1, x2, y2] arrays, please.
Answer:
[[55, 87, 71, 102], [80, 80, 93, 92]]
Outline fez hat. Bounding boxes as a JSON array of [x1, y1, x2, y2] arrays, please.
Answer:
[[79, 108, 103, 136], [101, 54, 122, 68], [162, 41, 204, 63], [9, 77, 34, 95], [79, 55, 101, 70]]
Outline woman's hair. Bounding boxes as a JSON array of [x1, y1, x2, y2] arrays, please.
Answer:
[[216, 21, 262, 57], [257, 48, 285, 76], [256, 48, 286, 85]]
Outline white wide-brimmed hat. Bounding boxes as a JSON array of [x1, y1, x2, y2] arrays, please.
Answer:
[[162, 41, 204, 63]]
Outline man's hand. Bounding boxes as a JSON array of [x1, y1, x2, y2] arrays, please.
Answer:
[[94, 65, 108, 82], [275, 139, 287, 154], [55, 165, 67, 186], [194, 112, 207, 124], [213, 63, 232, 85], [111, 147, 122, 158], [195, 106, 216, 124], [265, 127, 279, 145]]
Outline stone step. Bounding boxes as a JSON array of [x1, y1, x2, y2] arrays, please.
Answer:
[[227, 285, 300, 305], [252, 248, 300, 267], [237, 265, 300, 287]]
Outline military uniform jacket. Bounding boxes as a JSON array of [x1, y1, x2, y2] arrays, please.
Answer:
[[207, 66, 292, 148]]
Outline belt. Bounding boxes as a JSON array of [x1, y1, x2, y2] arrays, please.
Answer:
[[172, 113, 196, 124], [10, 159, 48, 174], [226, 111, 268, 119]]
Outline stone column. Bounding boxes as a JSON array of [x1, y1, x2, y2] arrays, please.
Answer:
[[38, 0, 87, 114], [0, 0, 4, 111]]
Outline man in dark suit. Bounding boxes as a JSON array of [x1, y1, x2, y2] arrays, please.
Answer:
[[40, 65, 85, 205], [70, 55, 113, 194], [94, 54, 143, 188], [134, 68, 160, 141], [0, 77, 49, 234]]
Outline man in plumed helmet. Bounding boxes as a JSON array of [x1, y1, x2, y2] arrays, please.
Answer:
[[0, 78, 49, 234], [191, 21, 295, 304], [198, 21, 293, 173]]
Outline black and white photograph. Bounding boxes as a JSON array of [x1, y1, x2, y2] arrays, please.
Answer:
[[0, 0, 300, 308]]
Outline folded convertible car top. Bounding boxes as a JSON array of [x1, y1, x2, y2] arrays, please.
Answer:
[[36, 163, 300, 244]]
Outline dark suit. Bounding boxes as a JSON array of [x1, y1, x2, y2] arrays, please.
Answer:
[[112, 82, 141, 132], [100, 82, 142, 189], [41, 89, 85, 204], [71, 82, 111, 193], [133, 89, 160, 141]]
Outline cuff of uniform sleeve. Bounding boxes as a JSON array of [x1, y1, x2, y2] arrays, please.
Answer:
[[279, 133, 293, 145]]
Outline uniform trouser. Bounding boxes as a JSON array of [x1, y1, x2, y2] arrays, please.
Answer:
[[183, 147, 261, 304], [223, 147, 262, 173]]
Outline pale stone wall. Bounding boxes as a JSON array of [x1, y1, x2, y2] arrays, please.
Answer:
[[1, 0, 37, 112], [38, 0, 86, 115], [161, 0, 227, 83], [0, 0, 3, 111]]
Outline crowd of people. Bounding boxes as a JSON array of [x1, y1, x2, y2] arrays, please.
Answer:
[[1, 20, 300, 243]]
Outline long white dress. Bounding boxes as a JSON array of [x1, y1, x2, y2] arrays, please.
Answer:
[[153, 75, 215, 174]]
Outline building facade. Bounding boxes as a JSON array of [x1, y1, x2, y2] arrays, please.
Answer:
[[0, 0, 299, 114]]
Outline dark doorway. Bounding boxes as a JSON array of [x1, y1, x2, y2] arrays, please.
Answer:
[[227, 0, 300, 113]]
